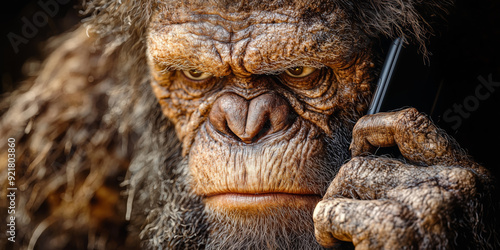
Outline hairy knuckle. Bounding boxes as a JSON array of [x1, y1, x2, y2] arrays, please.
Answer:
[[341, 157, 371, 179], [352, 115, 372, 136], [344, 156, 364, 170], [397, 108, 428, 131], [439, 168, 478, 196], [313, 200, 329, 222]]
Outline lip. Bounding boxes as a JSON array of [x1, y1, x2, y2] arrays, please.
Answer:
[[204, 193, 322, 212]]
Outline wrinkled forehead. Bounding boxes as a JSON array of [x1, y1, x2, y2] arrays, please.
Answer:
[[147, 3, 369, 77]]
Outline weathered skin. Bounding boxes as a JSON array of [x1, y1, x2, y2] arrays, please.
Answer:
[[147, 5, 375, 248], [146, 3, 495, 249], [314, 108, 492, 248], [0, 0, 497, 249]]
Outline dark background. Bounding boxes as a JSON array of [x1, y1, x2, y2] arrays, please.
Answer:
[[1, 0, 499, 223], [1, 0, 80, 94], [378, 0, 500, 180]]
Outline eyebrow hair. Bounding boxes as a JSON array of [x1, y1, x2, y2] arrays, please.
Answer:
[[246, 60, 326, 75], [151, 52, 328, 79], [148, 12, 350, 76], [152, 49, 335, 80], [159, 0, 339, 15]]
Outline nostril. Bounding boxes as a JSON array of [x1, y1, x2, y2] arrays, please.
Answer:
[[252, 119, 272, 142], [287, 112, 297, 126], [208, 92, 294, 144], [208, 93, 247, 138], [223, 121, 243, 142], [209, 116, 246, 143]]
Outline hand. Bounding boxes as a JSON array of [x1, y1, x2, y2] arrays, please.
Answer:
[[313, 108, 495, 249]]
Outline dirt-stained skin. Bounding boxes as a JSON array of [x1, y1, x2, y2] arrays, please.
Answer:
[[148, 5, 374, 197], [146, 2, 495, 249], [0, 0, 497, 249], [315, 108, 492, 248]]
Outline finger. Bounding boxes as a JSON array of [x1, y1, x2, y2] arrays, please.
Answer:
[[349, 111, 399, 155], [385, 166, 478, 208], [324, 156, 447, 200], [351, 108, 459, 166], [313, 198, 418, 249]]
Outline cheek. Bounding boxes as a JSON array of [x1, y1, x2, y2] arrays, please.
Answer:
[[150, 77, 212, 147]]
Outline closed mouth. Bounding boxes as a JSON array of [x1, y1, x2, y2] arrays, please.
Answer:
[[204, 192, 322, 211]]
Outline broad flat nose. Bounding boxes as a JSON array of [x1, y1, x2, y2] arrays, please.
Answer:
[[208, 92, 295, 143]]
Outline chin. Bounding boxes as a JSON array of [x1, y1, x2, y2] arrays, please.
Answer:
[[204, 199, 324, 250]]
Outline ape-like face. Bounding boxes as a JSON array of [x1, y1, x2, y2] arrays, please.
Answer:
[[146, 3, 375, 248]]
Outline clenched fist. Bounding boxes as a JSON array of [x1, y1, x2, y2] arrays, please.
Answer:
[[314, 108, 496, 249]]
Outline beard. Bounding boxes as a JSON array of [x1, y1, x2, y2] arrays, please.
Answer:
[[205, 205, 321, 250], [127, 96, 353, 249], [203, 124, 352, 250]]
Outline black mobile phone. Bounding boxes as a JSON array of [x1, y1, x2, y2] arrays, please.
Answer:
[[367, 37, 443, 118], [367, 38, 404, 115], [365, 37, 445, 157]]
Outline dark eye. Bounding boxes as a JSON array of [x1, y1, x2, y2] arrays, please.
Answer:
[[182, 69, 213, 81], [284, 66, 316, 78]]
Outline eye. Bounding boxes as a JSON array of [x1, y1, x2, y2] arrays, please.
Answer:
[[182, 69, 213, 81], [284, 66, 316, 78]]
